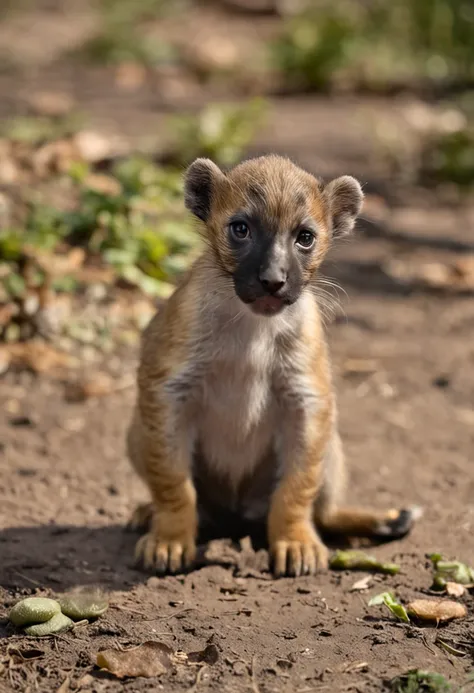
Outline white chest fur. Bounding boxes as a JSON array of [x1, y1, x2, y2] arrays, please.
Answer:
[[190, 292, 316, 487], [197, 314, 280, 486]]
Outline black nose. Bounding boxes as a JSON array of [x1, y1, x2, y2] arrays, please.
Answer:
[[259, 268, 287, 294]]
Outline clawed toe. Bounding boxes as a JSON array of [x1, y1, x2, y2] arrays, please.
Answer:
[[135, 532, 196, 575], [271, 538, 329, 578]]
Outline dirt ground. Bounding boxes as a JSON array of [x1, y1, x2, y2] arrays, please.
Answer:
[[2, 216, 474, 692], [1, 3, 474, 692]]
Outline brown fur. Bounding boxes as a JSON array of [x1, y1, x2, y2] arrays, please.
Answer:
[[127, 155, 417, 577]]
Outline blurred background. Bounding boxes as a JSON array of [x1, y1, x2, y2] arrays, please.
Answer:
[[0, 0, 473, 373]]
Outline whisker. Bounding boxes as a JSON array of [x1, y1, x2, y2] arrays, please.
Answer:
[[310, 275, 347, 325]]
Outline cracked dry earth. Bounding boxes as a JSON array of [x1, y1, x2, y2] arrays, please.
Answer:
[[1, 224, 474, 692]]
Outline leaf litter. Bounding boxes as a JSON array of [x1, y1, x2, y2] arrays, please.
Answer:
[[429, 553, 474, 591], [96, 641, 175, 679], [407, 600, 466, 623], [369, 592, 466, 625], [368, 592, 410, 623], [96, 641, 219, 679], [330, 550, 400, 574]]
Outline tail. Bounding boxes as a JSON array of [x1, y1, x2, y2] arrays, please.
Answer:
[[315, 505, 423, 540]]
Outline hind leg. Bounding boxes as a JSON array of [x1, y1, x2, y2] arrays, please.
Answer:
[[314, 431, 420, 539]]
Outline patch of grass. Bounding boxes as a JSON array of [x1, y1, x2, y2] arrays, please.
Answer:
[[81, 31, 175, 66], [79, 0, 184, 66], [98, 0, 168, 25], [421, 120, 474, 186], [1, 159, 198, 303], [0, 113, 84, 146], [271, 0, 474, 91], [369, 95, 474, 189], [389, 670, 474, 693], [389, 670, 453, 692], [167, 98, 267, 167], [0, 100, 266, 340], [271, 6, 354, 90]]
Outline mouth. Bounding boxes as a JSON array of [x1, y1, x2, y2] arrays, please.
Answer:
[[248, 295, 285, 316]]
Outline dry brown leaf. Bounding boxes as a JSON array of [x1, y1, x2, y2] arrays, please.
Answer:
[[350, 575, 372, 592], [407, 599, 466, 622], [32, 140, 77, 177], [96, 641, 174, 679], [65, 372, 115, 402], [64, 372, 134, 402], [0, 303, 18, 328], [115, 62, 147, 91], [27, 91, 74, 117], [384, 256, 474, 293], [75, 265, 115, 285], [74, 130, 127, 163], [84, 174, 122, 197], [74, 131, 112, 162], [185, 36, 240, 74], [0, 156, 19, 184], [445, 582, 467, 598], [23, 247, 85, 277], [342, 359, 379, 375], [4, 342, 78, 374]]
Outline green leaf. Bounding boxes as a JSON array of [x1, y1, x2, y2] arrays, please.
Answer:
[[52, 275, 79, 293], [68, 161, 90, 184], [368, 592, 410, 623], [103, 250, 137, 270], [3, 272, 26, 299], [0, 230, 23, 261], [430, 554, 474, 589], [329, 550, 400, 575]]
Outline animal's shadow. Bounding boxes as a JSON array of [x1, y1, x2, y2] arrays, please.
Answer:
[[0, 511, 400, 596], [0, 516, 270, 593]]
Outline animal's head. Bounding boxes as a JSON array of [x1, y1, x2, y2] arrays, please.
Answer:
[[184, 154, 363, 316]]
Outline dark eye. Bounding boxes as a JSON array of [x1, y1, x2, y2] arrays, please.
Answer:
[[295, 229, 315, 249], [229, 221, 250, 241]]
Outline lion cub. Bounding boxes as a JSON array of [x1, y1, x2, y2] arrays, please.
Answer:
[[127, 155, 416, 577]]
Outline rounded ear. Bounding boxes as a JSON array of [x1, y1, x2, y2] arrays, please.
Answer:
[[324, 175, 364, 237], [184, 158, 225, 222]]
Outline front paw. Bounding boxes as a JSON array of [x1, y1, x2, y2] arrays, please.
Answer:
[[135, 530, 196, 574], [270, 523, 329, 577]]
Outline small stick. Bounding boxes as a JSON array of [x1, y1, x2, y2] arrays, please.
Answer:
[[144, 607, 201, 622], [190, 665, 207, 692], [12, 571, 42, 588], [251, 655, 261, 693]]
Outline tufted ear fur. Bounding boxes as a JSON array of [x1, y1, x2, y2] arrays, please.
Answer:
[[184, 158, 225, 223], [324, 175, 363, 237]]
